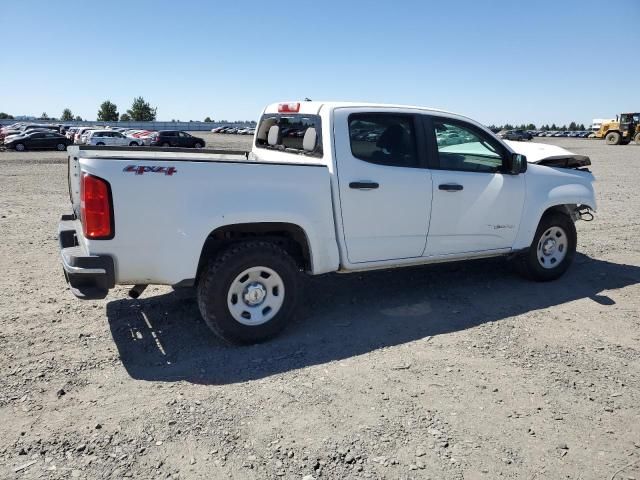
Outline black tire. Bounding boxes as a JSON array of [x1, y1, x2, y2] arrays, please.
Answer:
[[162, 142, 171, 147], [197, 241, 301, 345], [194, 142, 203, 149], [96, 142, 105, 146], [56, 143, 67, 151], [605, 131, 621, 145], [129, 141, 139, 147], [14, 143, 25, 151], [634, 132, 640, 145], [516, 212, 576, 281]]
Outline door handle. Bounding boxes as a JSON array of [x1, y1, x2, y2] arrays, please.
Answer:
[[349, 181, 379, 190], [438, 183, 463, 191]]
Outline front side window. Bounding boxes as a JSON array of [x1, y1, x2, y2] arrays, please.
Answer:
[[255, 114, 322, 157], [433, 120, 504, 173], [348, 113, 418, 168]]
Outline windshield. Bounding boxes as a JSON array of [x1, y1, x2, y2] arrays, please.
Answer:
[[255, 114, 322, 157]]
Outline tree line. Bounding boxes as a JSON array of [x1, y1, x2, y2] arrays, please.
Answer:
[[487, 122, 587, 132], [0, 98, 225, 123], [0, 97, 159, 123]]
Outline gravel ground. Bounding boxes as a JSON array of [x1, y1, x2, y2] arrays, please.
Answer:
[[1, 136, 639, 480]]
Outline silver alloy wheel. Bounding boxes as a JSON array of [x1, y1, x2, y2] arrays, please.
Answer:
[[227, 266, 285, 326], [536, 226, 568, 269], [57, 143, 66, 151], [15, 143, 25, 151]]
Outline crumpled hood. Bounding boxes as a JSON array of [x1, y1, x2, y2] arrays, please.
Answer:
[[504, 140, 591, 168]]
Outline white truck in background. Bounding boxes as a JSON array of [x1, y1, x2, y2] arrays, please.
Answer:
[[59, 101, 596, 344]]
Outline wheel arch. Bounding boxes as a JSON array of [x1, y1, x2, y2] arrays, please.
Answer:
[[196, 222, 313, 282], [513, 189, 595, 251]]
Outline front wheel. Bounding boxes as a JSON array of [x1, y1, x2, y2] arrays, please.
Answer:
[[634, 132, 640, 145], [129, 141, 139, 146], [194, 142, 203, 148], [56, 143, 67, 151], [605, 131, 621, 145], [96, 142, 105, 146], [517, 212, 576, 281], [14, 143, 25, 151], [197, 241, 300, 344]]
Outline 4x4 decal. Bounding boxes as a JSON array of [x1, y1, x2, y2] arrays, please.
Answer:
[[123, 165, 177, 176]]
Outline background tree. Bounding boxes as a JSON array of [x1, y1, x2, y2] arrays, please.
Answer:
[[526, 123, 536, 130], [119, 113, 131, 122], [568, 121, 578, 131], [61, 109, 74, 121], [0, 112, 14, 119], [204, 117, 212, 122], [39, 112, 49, 120], [74, 115, 83, 121], [126, 97, 157, 121], [97, 101, 119, 122]]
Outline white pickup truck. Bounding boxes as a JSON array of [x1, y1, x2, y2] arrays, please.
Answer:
[[59, 101, 596, 344]]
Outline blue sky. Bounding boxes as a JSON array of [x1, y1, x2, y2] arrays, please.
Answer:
[[1, 0, 638, 126]]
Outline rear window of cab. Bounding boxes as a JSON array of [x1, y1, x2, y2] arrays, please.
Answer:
[[255, 114, 322, 157]]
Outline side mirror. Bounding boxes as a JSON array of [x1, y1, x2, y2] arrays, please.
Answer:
[[506, 153, 527, 174]]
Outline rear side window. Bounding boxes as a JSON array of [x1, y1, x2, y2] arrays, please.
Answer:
[[255, 114, 322, 157], [348, 113, 418, 168]]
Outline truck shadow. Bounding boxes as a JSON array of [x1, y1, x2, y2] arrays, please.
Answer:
[[105, 253, 640, 385]]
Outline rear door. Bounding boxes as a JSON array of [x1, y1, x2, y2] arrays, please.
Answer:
[[422, 115, 525, 256], [334, 108, 432, 264], [28, 132, 46, 149], [178, 131, 192, 147]]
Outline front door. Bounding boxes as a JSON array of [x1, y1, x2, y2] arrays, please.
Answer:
[[334, 109, 432, 264], [423, 116, 525, 256]]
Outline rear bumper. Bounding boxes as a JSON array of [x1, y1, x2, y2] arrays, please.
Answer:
[[59, 214, 115, 300]]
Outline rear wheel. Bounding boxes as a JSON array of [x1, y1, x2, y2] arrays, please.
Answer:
[[516, 212, 576, 281], [162, 142, 171, 147], [129, 141, 139, 146], [14, 143, 25, 151], [197, 241, 301, 345], [605, 131, 621, 145], [56, 143, 67, 151], [96, 142, 105, 146]]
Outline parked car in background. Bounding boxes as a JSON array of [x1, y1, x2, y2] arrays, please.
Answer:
[[85, 130, 144, 146], [74, 127, 96, 144], [502, 130, 533, 141], [66, 127, 79, 140], [149, 130, 205, 148], [5, 131, 71, 151], [3, 128, 53, 144], [211, 126, 229, 133]]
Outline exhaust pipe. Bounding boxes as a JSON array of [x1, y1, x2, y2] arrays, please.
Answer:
[[128, 284, 148, 299]]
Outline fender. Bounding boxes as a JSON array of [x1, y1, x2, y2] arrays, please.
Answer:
[[513, 180, 596, 250]]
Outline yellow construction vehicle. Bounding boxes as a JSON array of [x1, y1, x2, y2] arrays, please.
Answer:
[[598, 113, 640, 145]]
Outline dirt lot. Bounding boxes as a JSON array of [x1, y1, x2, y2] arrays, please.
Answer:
[[1, 136, 639, 480]]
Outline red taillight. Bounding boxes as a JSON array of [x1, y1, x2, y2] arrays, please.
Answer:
[[80, 173, 113, 239], [278, 102, 300, 113]]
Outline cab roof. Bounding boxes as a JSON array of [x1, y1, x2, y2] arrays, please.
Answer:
[[263, 100, 463, 117]]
